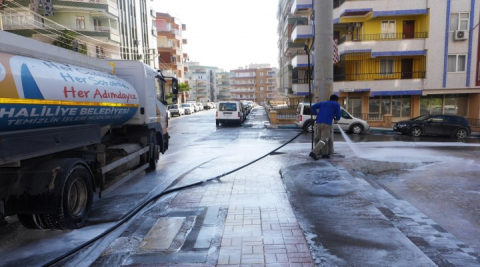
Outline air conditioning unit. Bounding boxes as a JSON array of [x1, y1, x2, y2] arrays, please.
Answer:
[[454, 30, 468, 41]]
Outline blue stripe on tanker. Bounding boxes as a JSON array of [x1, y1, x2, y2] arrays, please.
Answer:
[[0, 104, 138, 131], [21, 63, 44, 99]]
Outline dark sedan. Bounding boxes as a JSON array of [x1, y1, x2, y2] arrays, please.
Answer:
[[393, 114, 471, 139]]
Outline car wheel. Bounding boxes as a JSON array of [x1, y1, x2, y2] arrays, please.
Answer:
[[411, 127, 422, 137], [350, 124, 363, 134], [303, 120, 314, 133], [216, 120, 220, 127], [455, 128, 468, 139]]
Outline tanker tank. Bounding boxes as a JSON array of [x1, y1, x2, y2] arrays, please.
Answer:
[[0, 52, 139, 132]]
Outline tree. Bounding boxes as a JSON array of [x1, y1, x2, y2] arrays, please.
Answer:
[[53, 30, 87, 55], [179, 82, 190, 92]]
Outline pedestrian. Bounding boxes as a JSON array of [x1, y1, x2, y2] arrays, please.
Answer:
[[309, 94, 341, 160]]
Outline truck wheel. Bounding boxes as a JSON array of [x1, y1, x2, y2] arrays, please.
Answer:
[[43, 163, 93, 230], [17, 214, 47, 230]]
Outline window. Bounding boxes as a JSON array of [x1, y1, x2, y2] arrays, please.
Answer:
[[346, 98, 362, 116], [369, 96, 411, 118], [381, 20, 396, 39], [260, 87, 264, 91], [447, 55, 466, 72], [380, 58, 394, 75], [450, 12, 470, 31], [76, 16, 86, 29]]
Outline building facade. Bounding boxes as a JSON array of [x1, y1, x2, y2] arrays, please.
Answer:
[[2, 0, 157, 65], [216, 71, 232, 101], [185, 62, 218, 102], [155, 12, 188, 84], [278, 0, 480, 124], [230, 64, 279, 105]]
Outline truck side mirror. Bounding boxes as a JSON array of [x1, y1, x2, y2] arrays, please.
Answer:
[[172, 79, 179, 95]]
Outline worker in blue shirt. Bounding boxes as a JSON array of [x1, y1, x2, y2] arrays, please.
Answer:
[[309, 94, 341, 160]]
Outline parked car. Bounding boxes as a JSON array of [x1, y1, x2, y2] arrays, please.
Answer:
[[196, 103, 204, 111], [216, 101, 245, 126], [188, 102, 199, 112], [168, 104, 185, 117], [393, 114, 471, 138], [295, 102, 370, 134], [206, 103, 215, 110], [242, 101, 253, 115], [181, 103, 194, 115]]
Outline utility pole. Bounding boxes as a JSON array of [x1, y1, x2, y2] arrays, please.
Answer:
[[314, 0, 335, 155], [314, 0, 333, 102]]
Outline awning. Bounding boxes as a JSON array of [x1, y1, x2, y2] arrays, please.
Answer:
[[370, 90, 423, 96]]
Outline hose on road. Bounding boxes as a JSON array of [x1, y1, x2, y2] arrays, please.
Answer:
[[43, 126, 309, 267]]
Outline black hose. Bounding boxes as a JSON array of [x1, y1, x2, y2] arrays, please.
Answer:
[[43, 127, 308, 267]]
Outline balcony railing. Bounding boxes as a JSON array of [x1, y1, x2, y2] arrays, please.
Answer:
[[334, 71, 426, 81], [292, 77, 309, 84], [337, 32, 429, 45]]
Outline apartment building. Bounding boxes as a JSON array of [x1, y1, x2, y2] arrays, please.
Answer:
[[278, 0, 480, 124], [155, 12, 188, 86], [277, 0, 311, 105], [185, 62, 217, 102], [1, 0, 157, 64], [230, 64, 279, 105], [216, 71, 232, 101]]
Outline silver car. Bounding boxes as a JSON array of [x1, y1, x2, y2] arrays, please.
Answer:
[[295, 102, 370, 134]]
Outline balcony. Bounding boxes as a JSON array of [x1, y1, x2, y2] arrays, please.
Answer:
[[334, 71, 426, 82], [334, 0, 428, 20], [292, 77, 311, 96], [292, 51, 314, 68], [291, 24, 313, 42], [339, 40, 427, 58], [291, 0, 313, 14], [283, 41, 304, 56], [337, 32, 429, 45]]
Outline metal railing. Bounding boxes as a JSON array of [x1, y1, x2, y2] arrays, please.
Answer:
[[334, 71, 426, 81], [337, 32, 428, 45], [352, 113, 384, 121]]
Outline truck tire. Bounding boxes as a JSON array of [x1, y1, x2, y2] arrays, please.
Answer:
[[43, 162, 93, 230], [17, 214, 47, 230]]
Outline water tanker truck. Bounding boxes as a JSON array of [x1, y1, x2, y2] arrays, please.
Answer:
[[0, 31, 177, 230]]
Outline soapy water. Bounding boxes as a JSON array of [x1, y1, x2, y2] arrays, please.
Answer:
[[336, 124, 362, 158]]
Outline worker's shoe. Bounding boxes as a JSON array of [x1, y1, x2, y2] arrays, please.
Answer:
[[322, 155, 330, 159], [309, 152, 319, 161]]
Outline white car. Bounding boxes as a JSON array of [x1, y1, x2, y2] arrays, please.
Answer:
[[295, 102, 370, 134], [181, 103, 194, 114], [196, 103, 204, 111], [168, 104, 185, 117], [216, 101, 245, 126]]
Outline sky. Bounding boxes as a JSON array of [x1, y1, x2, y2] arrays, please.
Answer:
[[155, 0, 279, 71]]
